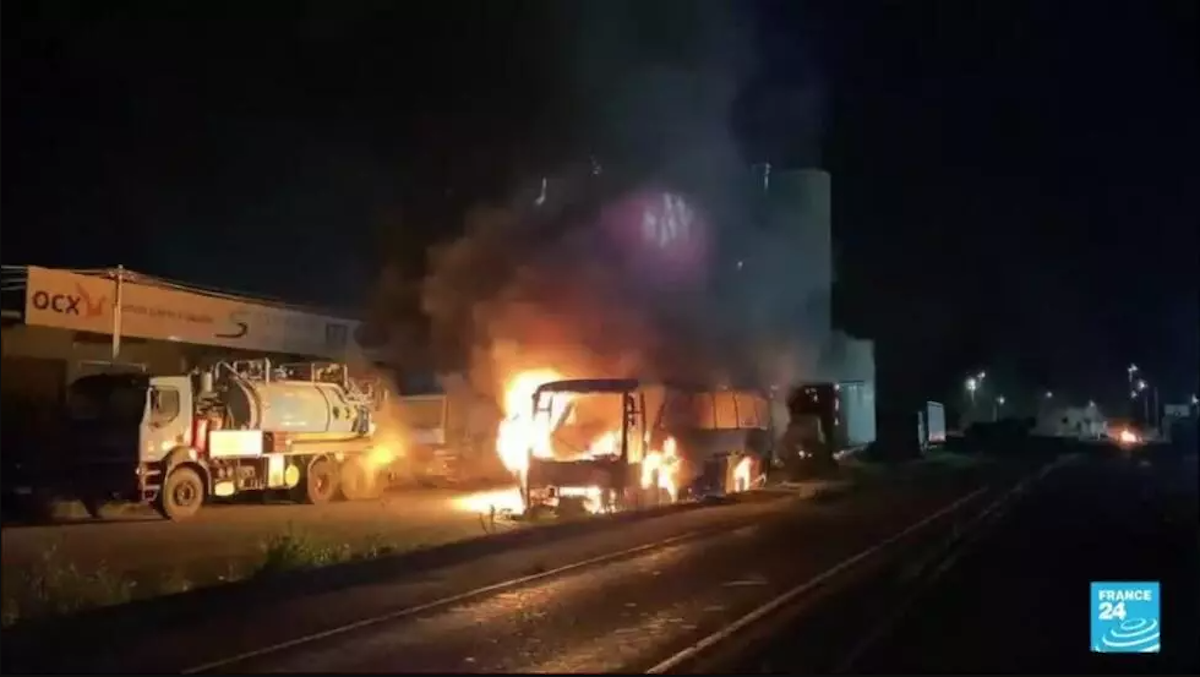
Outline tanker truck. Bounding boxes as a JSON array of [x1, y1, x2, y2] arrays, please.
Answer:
[[63, 358, 400, 520]]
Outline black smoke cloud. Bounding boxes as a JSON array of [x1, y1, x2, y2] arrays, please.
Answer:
[[407, 1, 842, 394]]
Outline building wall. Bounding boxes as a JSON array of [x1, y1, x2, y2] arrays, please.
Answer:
[[0, 323, 181, 472], [1, 265, 377, 480], [21, 266, 360, 359], [2, 324, 191, 381]]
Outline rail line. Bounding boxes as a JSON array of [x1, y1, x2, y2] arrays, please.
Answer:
[[647, 458, 1073, 674], [644, 484, 993, 674], [180, 519, 726, 673], [181, 475, 1008, 674], [831, 453, 1080, 673]]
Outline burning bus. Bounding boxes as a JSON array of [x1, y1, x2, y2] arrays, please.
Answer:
[[516, 377, 773, 515]]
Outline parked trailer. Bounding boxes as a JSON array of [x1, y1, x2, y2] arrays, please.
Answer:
[[791, 381, 878, 454], [393, 388, 507, 486], [839, 381, 878, 449], [520, 379, 772, 515], [63, 359, 402, 521], [919, 401, 947, 449]]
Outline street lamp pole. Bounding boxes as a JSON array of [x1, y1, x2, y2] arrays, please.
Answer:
[[1127, 364, 1138, 422], [1131, 377, 1150, 429]]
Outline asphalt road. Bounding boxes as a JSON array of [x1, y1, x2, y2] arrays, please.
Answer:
[[163, 460, 1025, 674], [739, 447, 1200, 674]]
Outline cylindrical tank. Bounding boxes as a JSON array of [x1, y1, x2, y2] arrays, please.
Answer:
[[221, 380, 366, 436], [767, 168, 832, 336]]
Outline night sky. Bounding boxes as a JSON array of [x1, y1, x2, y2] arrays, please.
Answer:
[[3, 0, 1197, 407]]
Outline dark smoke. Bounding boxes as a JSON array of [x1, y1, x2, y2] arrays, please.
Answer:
[[408, 1, 845, 395], [419, 198, 663, 393]]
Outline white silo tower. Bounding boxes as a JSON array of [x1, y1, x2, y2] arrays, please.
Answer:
[[765, 167, 833, 338]]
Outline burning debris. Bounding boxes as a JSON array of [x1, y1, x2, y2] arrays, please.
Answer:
[[365, 3, 841, 512]]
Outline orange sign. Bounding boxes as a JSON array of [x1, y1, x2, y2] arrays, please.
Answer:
[[23, 266, 360, 359]]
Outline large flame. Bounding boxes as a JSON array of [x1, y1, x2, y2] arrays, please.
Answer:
[[492, 369, 690, 511], [732, 454, 754, 492], [495, 369, 571, 476], [640, 436, 681, 502]]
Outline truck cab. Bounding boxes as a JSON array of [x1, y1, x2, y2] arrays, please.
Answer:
[[65, 373, 194, 510], [521, 379, 770, 515], [523, 379, 651, 515]]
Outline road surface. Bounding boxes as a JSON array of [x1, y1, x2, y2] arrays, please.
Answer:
[[2, 486, 525, 591], [2, 455, 1036, 673], [737, 446, 1200, 674]]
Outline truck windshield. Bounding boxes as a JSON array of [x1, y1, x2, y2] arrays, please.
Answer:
[[541, 392, 626, 459], [67, 374, 150, 423]]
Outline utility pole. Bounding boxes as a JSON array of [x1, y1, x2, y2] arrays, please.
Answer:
[[1127, 364, 1138, 422], [111, 265, 124, 361]]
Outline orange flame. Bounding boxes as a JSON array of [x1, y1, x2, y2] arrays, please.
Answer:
[[495, 369, 570, 476], [732, 455, 754, 492], [640, 436, 680, 501]]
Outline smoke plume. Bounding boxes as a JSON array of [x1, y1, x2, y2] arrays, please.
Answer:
[[401, 1, 841, 397]]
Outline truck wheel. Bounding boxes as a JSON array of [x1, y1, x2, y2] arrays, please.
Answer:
[[154, 466, 205, 521], [303, 458, 339, 505], [339, 459, 380, 501]]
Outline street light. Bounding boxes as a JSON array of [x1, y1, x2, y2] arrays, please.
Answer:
[[1044, 391, 1053, 399], [965, 371, 986, 420], [1126, 365, 1138, 411], [997, 395, 1006, 406], [1129, 376, 1156, 429]]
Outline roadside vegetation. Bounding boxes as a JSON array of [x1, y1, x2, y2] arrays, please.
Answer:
[[1, 522, 467, 628], [1, 495, 611, 628]]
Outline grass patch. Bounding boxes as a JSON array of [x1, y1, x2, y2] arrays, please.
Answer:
[[0, 497, 677, 628], [255, 529, 354, 576], [252, 526, 433, 577], [1, 546, 137, 627], [0, 527, 424, 628]]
